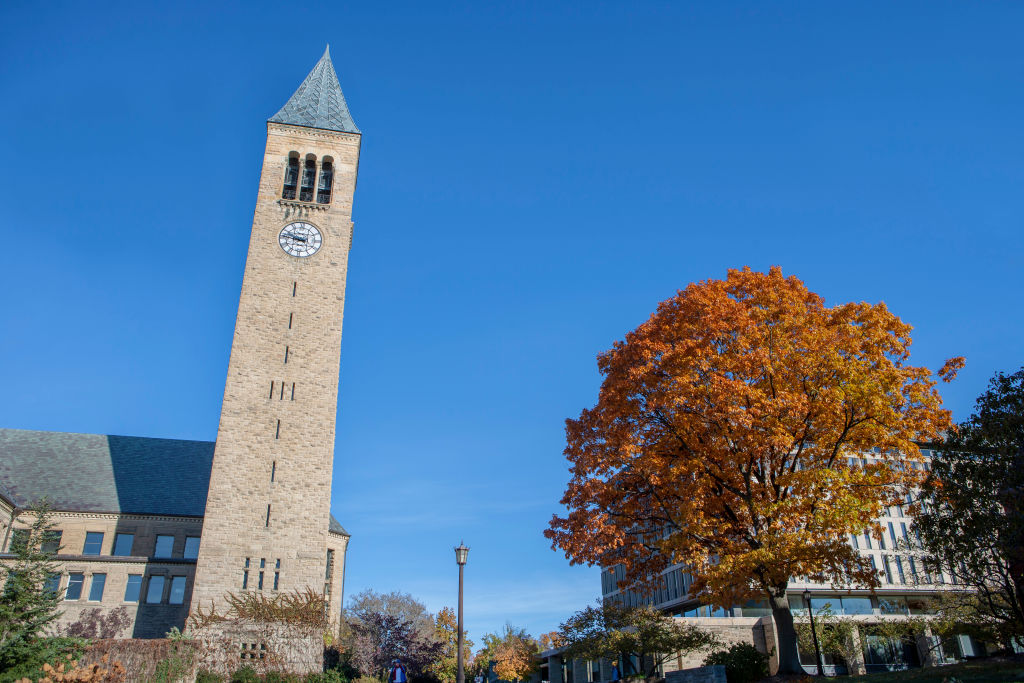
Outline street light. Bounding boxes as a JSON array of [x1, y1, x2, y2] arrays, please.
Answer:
[[803, 589, 825, 677], [456, 542, 470, 683]]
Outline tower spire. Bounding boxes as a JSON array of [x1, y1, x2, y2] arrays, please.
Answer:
[[270, 46, 359, 134]]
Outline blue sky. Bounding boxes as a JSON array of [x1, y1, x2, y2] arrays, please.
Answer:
[[1, 1, 1022, 642]]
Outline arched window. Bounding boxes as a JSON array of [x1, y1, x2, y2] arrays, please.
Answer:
[[281, 153, 299, 199], [317, 158, 333, 204], [299, 155, 317, 202]]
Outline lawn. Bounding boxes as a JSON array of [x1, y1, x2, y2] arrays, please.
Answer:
[[839, 658, 1024, 682]]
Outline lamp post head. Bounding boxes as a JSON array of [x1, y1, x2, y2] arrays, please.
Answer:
[[455, 542, 469, 566], [803, 588, 811, 604]]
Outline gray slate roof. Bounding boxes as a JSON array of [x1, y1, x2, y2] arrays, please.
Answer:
[[0, 428, 352, 537], [0, 429, 215, 516], [270, 46, 360, 134]]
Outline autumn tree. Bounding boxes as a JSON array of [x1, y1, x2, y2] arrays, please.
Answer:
[[340, 590, 443, 681], [475, 626, 539, 682], [429, 606, 474, 683], [544, 267, 962, 674], [913, 366, 1024, 648], [558, 604, 717, 682]]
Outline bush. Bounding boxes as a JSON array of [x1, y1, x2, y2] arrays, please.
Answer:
[[703, 642, 769, 683], [305, 672, 346, 683], [197, 672, 226, 683], [265, 673, 302, 683], [231, 667, 262, 683], [0, 638, 89, 683]]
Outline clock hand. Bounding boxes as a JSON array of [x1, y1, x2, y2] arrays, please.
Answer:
[[283, 233, 308, 242]]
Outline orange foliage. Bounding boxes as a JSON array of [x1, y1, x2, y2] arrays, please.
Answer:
[[546, 267, 962, 608], [538, 631, 565, 650], [16, 654, 126, 683]]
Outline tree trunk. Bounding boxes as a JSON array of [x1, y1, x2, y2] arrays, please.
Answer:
[[768, 591, 804, 675]]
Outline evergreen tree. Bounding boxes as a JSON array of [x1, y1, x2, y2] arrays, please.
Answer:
[[0, 500, 66, 673]]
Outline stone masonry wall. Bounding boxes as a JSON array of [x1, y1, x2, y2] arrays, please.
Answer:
[[191, 122, 360, 622]]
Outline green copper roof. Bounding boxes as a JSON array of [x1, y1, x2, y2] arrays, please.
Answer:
[[270, 46, 360, 134]]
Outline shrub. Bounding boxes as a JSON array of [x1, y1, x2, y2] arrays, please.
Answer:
[[231, 667, 262, 683], [0, 638, 89, 683], [197, 672, 226, 683], [306, 672, 346, 683], [703, 642, 769, 683], [265, 673, 302, 683]]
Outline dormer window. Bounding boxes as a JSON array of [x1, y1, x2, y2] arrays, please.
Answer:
[[317, 159, 333, 204], [282, 154, 299, 199], [299, 155, 317, 202]]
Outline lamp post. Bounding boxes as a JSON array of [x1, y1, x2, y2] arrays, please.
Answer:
[[455, 543, 470, 683], [803, 589, 825, 677]]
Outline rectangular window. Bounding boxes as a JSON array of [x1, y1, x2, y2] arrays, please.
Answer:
[[89, 574, 106, 601], [242, 571, 249, 590], [154, 535, 174, 558], [851, 534, 859, 549], [112, 533, 134, 556], [883, 555, 894, 583], [169, 576, 187, 605], [183, 536, 200, 560], [895, 556, 906, 583], [124, 575, 143, 602], [66, 573, 84, 600], [862, 532, 872, 550], [82, 532, 104, 555], [273, 572, 279, 590], [9, 528, 28, 552], [258, 571, 264, 590], [901, 522, 910, 543], [43, 573, 61, 595], [146, 576, 165, 604], [41, 530, 62, 554], [889, 522, 898, 547]]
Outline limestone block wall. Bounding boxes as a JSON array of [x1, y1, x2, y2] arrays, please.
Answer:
[[192, 121, 361, 616]]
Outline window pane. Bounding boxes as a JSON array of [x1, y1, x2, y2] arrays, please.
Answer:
[[124, 575, 143, 602], [66, 573, 84, 600], [43, 573, 61, 595], [841, 597, 873, 615], [879, 597, 908, 615], [113, 533, 134, 556], [82, 532, 104, 555], [89, 574, 106, 601], [146, 576, 165, 604], [183, 537, 200, 560], [9, 528, 29, 552], [41, 530, 62, 554], [154, 535, 174, 558], [169, 576, 187, 605]]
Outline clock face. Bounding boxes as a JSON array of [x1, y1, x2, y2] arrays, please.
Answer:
[[278, 222, 322, 257]]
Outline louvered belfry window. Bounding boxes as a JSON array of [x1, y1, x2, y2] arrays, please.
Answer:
[[317, 160, 333, 204], [299, 157, 316, 202], [282, 154, 299, 199]]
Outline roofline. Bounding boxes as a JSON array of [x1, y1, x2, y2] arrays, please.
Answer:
[[267, 120, 362, 137]]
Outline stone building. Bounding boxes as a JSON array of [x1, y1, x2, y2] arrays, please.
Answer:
[[0, 47, 360, 639]]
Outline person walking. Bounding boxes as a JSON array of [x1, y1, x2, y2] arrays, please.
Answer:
[[389, 659, 409, 683]]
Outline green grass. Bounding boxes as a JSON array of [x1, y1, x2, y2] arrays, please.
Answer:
[[841, 658, 1024, 682]]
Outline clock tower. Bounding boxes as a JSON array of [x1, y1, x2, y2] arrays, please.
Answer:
[[191, 47, 359, 621]]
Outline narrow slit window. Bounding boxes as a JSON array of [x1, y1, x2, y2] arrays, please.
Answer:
[[266, 505, 271, 527], [271, 461, 276, 482], [273, 571, 279, 590], [284, 346, 289, 364], [292, 282, 296, 297], [291, 383, 295, 400], [288, 313, 293, 329], [317, 160, 333, 204], [299, 157, 316, 202], [280, 382, 285, 400], [275, 420, 280, 439], [282, 154, 299, 200], [269, 381, 275, 399]]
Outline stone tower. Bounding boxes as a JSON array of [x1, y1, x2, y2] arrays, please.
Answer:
[[191, 47, 358, 621]]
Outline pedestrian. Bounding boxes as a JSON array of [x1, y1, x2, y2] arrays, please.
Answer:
[[389, 659, 408, 683], [610, 662, 620, 683]]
